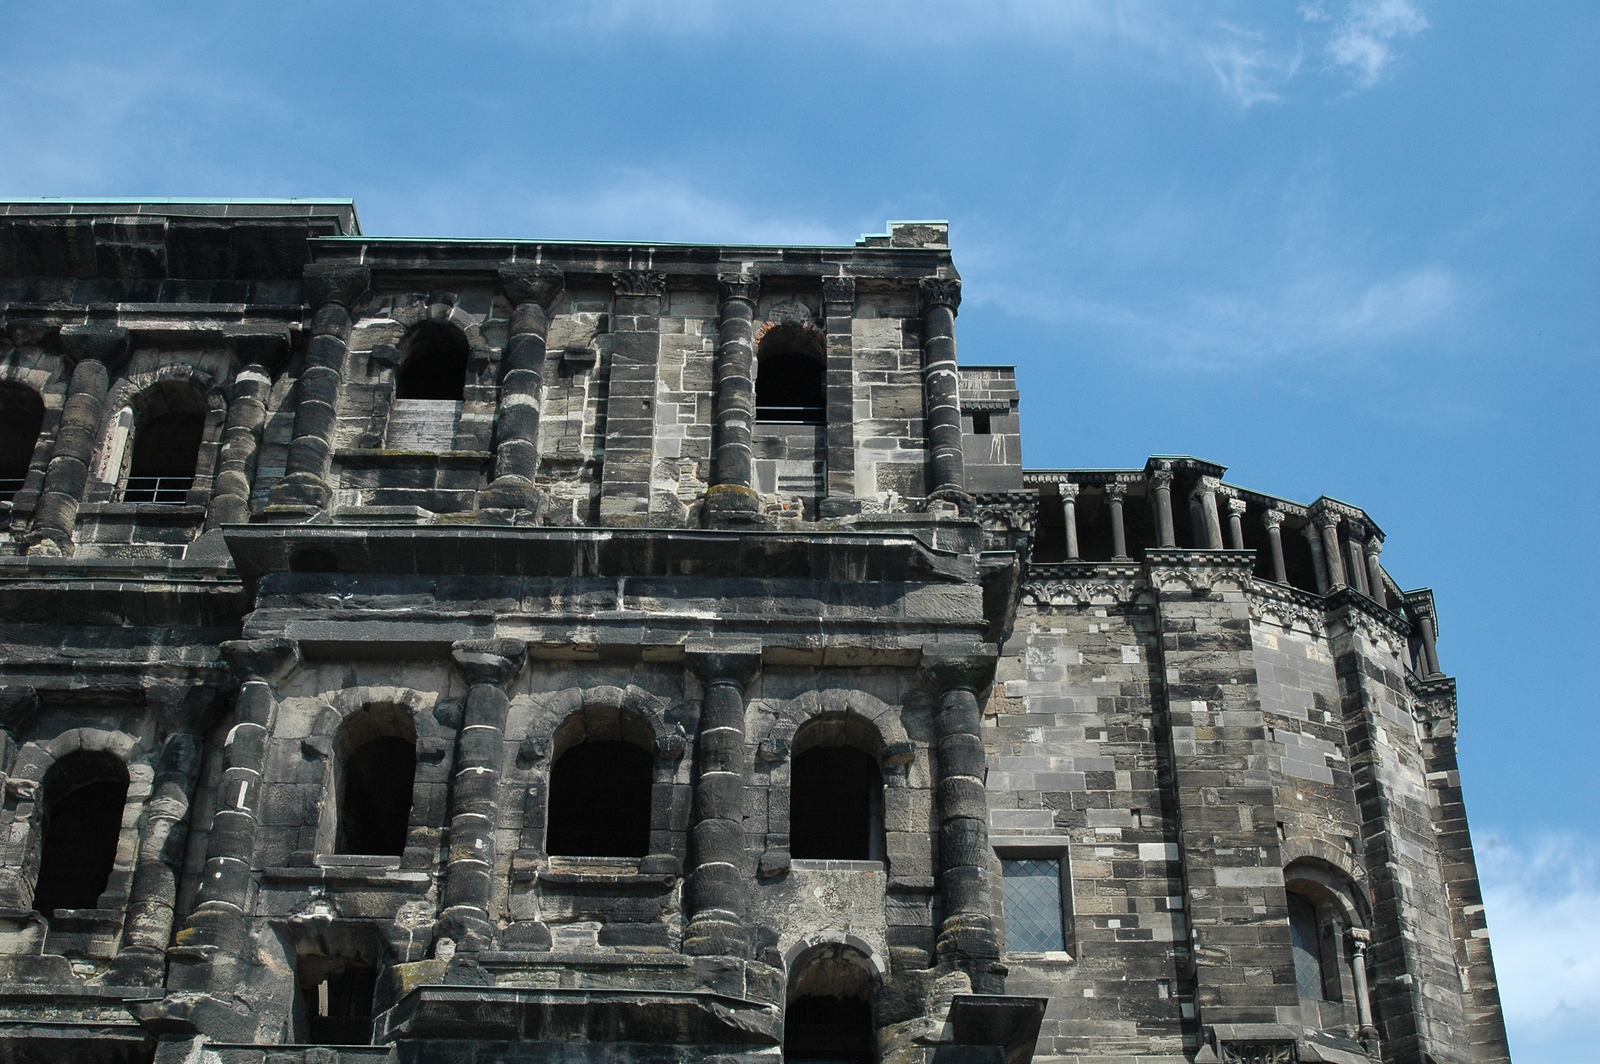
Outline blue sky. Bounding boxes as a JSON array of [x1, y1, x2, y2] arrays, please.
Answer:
[[3, 2, 1595, 1057]]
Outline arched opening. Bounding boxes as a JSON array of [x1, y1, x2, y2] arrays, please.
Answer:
[[755, 325, 825, 425], [1283, 858, 1372, 1034], [1288, 890, 1333, 1001], [0, 384, 44, 503], [785, 945, 877, 1064], [33, 751, 129, 921], [395, 322, 470, 401], [547, 738, 653, 858], [125, 383, 208, 504], [297, 953, 377, 1045], [334, 705, 417, 858], [790, 717, 884, 863]]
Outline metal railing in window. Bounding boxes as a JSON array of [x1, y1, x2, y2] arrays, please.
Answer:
[[123, 476, 194, 504], [754, 404, 826, 425], [0, 478, 25, 504]]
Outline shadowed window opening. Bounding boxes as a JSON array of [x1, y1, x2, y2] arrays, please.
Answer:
[[969, 411, 991, 435], [1281, 522, 1321, 593], [791, 745, 882, 862], [1289, 891, 1330, 1000], [298, 955, 376, 1045], [755, 325, 825, 424], [34, 752, 128, 921], [786, 949, 876, 1064], [547, 740, 652, 858], [0, 385, 43, 502], [396, 322, 470, 401], [337, 735, 415, 857], [125, 409, 205, 503]]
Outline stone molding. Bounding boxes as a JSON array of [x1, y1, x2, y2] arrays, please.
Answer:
[[917, 276, 962, 314], [612, 269, 668, 298], [497, 264, 565, 310]]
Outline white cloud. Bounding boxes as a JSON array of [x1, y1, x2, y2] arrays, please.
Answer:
[[1204, 26, 1303, 107], [1312, 0, 1430, 88], [1478, 831, 1600, 1063]]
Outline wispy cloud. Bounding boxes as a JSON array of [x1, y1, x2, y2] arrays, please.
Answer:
[[1478, 831, 1600, 1063], [1204, 25, 1304, 107], [1304, 0, 1430, 88]]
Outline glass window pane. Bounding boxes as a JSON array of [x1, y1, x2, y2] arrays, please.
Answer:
[[1001, 857, 1065, 953], [1289, 893, 1325, 999]]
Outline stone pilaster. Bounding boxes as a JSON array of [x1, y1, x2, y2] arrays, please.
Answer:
[[682, 649, 760, 957], [205, 331, 289, 530], [1193, 476, 1224, 549], [267, 264, 369, 514], [26, 325, 130, 555], [1224, 495, 1247, 551], [704, 273, 761, 525], [1149, 467, 1176, 548], [1345, 520, 1371, 596], [918, 277, 969, 510], [437, 639, 527, 958], [923, 646, 1004, 993], [1262, 509, 1288, 584], [599, 269, 666, 525], [1107, 483, 1130, 560], [1061, 483, 1081, 560], [481, 265, 565, 513], [820, 274, 858, 517]]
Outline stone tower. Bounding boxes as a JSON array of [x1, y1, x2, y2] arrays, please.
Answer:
[[0, 200, 1509, 1064]]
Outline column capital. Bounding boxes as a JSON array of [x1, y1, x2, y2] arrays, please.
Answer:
[[1225, 495, 1248, 517], [1300, 520, 1321, 541], [225, 328, 292, 375], [715, 272, 760, 306], [1348, 926, 1372, 948], [451, 639, 528, 688], [821, 275, 856, 306], [59, 323, 131, 372], [302, 263, 371, 309], [1364, 536, 1384, 557], [1059, 482, 1080, 501], [498, 264, 565, 310], [1313, 509, 1342, 531], [1105, 481, 1128, 500], [685, 647, 761, 688], [219, 638, 301, 685], [918, 276, 962, 315], [921, 646, 998, 693], [1148, 469, 1173, 492], [613, 269, 667, 298], [1261, 508, 1285, 530], [1192, 475, 1221, 497]]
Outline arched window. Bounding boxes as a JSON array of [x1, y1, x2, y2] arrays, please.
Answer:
[[1288, 890, 1333, 1001], [785, 944, 877, 1064], [1283, 858, 1373, 1034], [0, 384, 44, 503], [33, 751, 129, 921], [546, 708, 654, 859], [124, 383, 207, 504], [334, 706, 417, 858], [790, 717, 884, 863], [395, 322, 470, 401], [755, 325, 825, 425]]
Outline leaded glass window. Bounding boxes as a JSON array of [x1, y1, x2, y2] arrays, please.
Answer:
[[1000, 857, 1066, 953], [1289, 892, 1326, 999]]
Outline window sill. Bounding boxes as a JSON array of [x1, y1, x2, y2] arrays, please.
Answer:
[[790, 859, 885, 873], [539, 856, 676, 889], [1004, 951, 1074, 964], [264, 862, 429, 887]]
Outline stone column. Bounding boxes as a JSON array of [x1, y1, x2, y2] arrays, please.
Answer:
[[1194, 477, 1224, 549], [704, 273, 761, 523], [1365, 538, 1388, 610], [1107, 483, 1129, 560], [1415, 603, 1442, 677], [167, 640, 299, 1008], [481, 266, 564, 512], [924, 648, 1004, 993], [267, 264, 369, 513], [820, 275, 858, 516], [1350, 927, 1377, 1044], [598, 270, 667, 524], [1224, 496, 1247, 550], [1302, 522, 1331, 593], [1149, 468, 1176, 548], [1061, 483, 1081, 560], [437, 639, 527, 957], [1315, 511, 1348, 588], [204, 332, 289, 530], [918, 277, 968, 510], [111, 730, 204, 985], [27, 325, 130, 555], [1262, 509, 1288, 584], [1345, 520, 1371, 596], [682, 650, 760, 957]]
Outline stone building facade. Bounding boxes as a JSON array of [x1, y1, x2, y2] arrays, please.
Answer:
[[0, 200, 1510, 1064]]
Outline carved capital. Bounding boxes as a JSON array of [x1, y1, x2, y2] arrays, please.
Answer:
[[1261, 508, 1285, 530], [1059, 482, 1080, 502], [302, 263, 371, 309], [920, 646, 997, 694], [1148, 470, 1174, 493], [498, 264, 565, 310], [716, 273, 760, 306], [1364, 536, 1384, 557], [685, 649, 761, 689], [59, 324, 131, 371], [219, 638, 301, 685], [613, 269, 667, 298], [1105, 482, 1128, 501], [1349, 926, 1372, 950], [1192, 475, 1222, 498], [1313, 510, 1341, 531], [821, 275, 856, 306], [1226, 495, 1248, 517], [918, 276, 962, 315], [451, 639, 528, 689]]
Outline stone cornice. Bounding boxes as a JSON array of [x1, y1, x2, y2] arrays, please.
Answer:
[[1021, 561, 1143, 607], [1246, 578, 1327, 634], [1144, 548, 1256, 594]]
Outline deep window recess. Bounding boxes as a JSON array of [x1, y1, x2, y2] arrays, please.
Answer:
[[969, 411, 992, 435], [790, 745, 882, 861], [298, 955, 377, 1045], [33, 752, 129, 920], [1000, 857, 1066, 953], [0, 384, 43, 503], [546, 739, 652, 858], [336, 735, 416, 857], [125, 409, 206, 503], [755, 347, 825, 424], [785, 949, 876, 1064], [1289, 892, 1328, 1000], [395, 322, 471, 401]]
